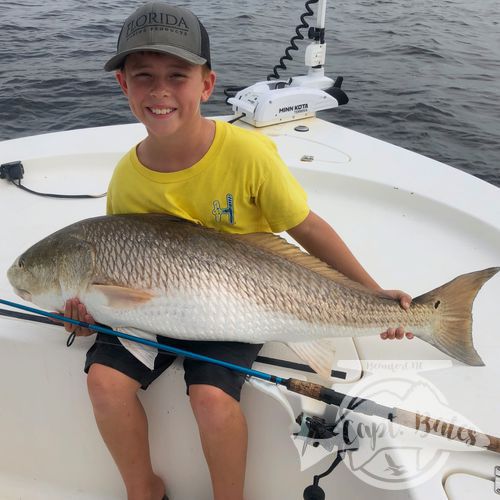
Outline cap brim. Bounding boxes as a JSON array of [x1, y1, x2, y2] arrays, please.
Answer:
[[104, 45, 207, 72]]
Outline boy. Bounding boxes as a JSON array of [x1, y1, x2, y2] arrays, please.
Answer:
[[64, 3, 413, 499]]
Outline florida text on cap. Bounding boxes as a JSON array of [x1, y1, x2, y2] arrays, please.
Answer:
[[104, 2, 211, 72]]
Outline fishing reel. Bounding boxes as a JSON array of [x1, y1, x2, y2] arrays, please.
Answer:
[[295, 413, 359, 500]]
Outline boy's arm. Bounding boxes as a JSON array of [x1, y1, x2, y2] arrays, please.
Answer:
[[287, 210, 414, 340]]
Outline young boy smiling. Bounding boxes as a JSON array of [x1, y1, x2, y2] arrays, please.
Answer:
[[115, 52, 216, 172], [63, 3, 413, 499]]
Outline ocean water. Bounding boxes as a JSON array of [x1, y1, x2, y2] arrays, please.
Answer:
[[0, 0, 499, 186]]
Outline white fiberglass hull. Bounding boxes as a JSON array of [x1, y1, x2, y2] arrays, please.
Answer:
[[0, 116, 499, 500]]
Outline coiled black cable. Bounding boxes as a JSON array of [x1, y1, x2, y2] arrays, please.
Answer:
[[267, 0, 318, 81]]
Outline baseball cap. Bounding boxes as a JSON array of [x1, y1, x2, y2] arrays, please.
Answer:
[[104, 2, 211, 72]]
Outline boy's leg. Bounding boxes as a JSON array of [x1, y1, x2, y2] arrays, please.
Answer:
[[179, 340, 263, 500], [189, 384, 248, 500], [87, 363, 166, 500]]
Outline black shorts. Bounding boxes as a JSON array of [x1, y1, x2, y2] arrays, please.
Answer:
[[84, 333, 263, 401]]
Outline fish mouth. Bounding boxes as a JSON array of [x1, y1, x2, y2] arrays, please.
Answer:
[[13, 287, 32, 302]]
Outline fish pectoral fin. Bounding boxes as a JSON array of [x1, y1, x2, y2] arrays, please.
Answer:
[[90, 284, 154, 308], [286, 339, 336, 379]]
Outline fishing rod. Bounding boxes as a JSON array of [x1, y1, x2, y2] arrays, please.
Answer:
[[1, 297, 499, 455]]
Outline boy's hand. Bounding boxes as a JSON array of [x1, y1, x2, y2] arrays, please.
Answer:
[[61, 298, 96, 337], [378, 290, 415, 340]]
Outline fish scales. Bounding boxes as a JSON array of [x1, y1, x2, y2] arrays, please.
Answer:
[[80, 216, 445, 332]]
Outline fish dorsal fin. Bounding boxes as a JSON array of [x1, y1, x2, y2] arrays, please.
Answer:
[[90, 284, 154, 308], [234, 232, 379, 296]]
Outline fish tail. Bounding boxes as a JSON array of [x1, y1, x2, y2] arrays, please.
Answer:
[[414, 267, 499, 366]]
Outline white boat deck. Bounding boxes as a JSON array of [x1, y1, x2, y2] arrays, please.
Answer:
[[0, 117, 499, 499]]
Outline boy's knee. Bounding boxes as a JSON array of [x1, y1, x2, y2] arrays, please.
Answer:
[[87, 363, 139, 413], [189, 384, 241, 430]]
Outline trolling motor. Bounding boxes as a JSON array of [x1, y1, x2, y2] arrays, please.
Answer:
[[227, 0, 348, 127]]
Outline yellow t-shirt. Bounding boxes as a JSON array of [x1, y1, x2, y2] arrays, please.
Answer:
[[107, 120, 309, 234]]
